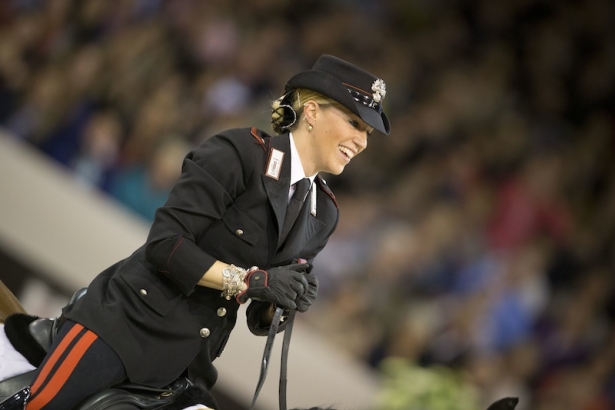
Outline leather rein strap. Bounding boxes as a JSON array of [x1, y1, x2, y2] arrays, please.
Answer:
[[278, 309, 295, 410], [249, 307, 295, 410]]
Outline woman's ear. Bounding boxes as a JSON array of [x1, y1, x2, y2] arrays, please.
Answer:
[[303, 100, 318, 124]]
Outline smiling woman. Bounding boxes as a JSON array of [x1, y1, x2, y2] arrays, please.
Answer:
[[1, 55, 392, 410], [272, 55, 390, 174], [273, 90, 372, 176]]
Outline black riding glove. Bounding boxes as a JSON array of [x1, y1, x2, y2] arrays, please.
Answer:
[[295, 273, 318, 312], [236, 263, 310, 310]]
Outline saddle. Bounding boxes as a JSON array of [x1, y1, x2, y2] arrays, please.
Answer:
[[0, 378, 202, 410]]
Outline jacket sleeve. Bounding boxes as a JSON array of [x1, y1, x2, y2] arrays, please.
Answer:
[[246, 301, 290, 336], [143, 131, 249, 296]]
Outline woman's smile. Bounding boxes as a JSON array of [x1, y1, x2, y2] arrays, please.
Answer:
[[338, 145, 355, 162], [316, 106, 369, 174]]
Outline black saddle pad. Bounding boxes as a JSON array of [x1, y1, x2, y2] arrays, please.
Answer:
[[74, 377, 217, 410]]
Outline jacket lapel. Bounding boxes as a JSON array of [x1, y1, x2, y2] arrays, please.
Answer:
[[262, 134, 291, 242]]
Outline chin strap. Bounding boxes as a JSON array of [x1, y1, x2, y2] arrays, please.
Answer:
[[248, 306, 296, 410]]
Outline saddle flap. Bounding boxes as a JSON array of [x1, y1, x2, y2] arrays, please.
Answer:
[[73, 377, 217, 410], [0, 373, 34, 403]]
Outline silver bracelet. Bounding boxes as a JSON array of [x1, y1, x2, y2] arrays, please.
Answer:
[[221, 264, 258, 300]]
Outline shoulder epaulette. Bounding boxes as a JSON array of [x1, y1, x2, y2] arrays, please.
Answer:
[[250, 127, 266, 151], [316, 176, 338, 209]]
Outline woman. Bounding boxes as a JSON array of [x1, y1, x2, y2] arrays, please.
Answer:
[[19, 54, 391, 409]]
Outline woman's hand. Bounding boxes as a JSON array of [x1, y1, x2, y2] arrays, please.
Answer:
[[236, 263, 310, 310], [295, 273, 318, 312]]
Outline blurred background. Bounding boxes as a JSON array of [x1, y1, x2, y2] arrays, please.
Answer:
[[0, 0, 614, 409]]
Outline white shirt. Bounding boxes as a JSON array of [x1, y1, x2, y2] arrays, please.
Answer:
[[288, 133, 316, 202]]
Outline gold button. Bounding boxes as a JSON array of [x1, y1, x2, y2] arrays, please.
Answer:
[[217, 307, 227, 317], [200, 328, 210, 338], [235, 229, 244, 236], [140, 289, 147, 296]]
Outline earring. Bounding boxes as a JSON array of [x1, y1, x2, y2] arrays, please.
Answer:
[[308, 124, 313, 131]]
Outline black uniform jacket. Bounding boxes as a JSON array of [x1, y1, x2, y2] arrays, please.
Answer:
[[63, 128, 339, 388]]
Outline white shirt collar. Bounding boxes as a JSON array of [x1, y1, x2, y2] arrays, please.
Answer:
[[288, 133, 316, 202], [289, 132, 316, 186]]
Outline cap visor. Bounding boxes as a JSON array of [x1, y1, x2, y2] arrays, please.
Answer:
[[355, 103, 390, 135]]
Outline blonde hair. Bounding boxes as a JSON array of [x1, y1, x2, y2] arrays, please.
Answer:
[[271, 88, 339, 134]]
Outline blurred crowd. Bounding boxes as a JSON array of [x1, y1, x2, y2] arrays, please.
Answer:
[[1, 0, 614, 409]]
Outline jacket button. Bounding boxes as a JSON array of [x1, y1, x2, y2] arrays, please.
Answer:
[[217, 307, 227, 317], [200, 328, 210, 338], [140, 289, 147, 296], [235, 229, 244, 236]]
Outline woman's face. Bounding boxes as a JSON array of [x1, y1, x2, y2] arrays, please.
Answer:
[[307, 104, 372, 175]]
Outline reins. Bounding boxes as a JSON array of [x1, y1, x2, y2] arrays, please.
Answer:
[[278, 309, 295, 410], [249, 307, 296, 410]]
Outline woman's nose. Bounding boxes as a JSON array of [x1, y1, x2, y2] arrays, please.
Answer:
[[355, 132, 368, 151]]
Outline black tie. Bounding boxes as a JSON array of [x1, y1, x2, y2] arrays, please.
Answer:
[[279, 178, 310, 245]]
